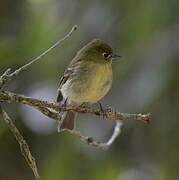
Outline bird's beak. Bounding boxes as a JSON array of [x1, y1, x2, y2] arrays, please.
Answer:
[[111, 54, 122, 60]]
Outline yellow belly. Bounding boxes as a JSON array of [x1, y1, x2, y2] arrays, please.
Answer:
[[64, 62, 113, 104], [82, 64, 112, 103]]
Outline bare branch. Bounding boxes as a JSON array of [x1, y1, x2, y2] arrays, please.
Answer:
[[65, 120, 123, 149], [104, 120, 123, 147], [0, 24, 151, 180], [0, 25, 77, 87], [0, 23, 151, 152], [0, 90, 150, 149], [36, 106, 62, 122], [0, 90, 151, 123], [0, 68, 11, 88], [0, 106, 40, 180]]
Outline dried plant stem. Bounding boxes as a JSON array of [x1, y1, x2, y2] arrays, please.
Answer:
[[0, 106, 40, 180], [0, 90, 151, 151], [65, 120, 123, 149], [0, 24, 152, 179], [0, 25, 78, 180], [0, 25, 77, 87]]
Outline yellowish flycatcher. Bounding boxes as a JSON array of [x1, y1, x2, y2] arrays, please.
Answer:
[[57, 39, 120, 131]]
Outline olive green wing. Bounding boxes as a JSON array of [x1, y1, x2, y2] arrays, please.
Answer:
[[56, 57, 81, 102]]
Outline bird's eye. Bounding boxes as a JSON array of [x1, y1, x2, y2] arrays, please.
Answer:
[[102, 52, 109, 59]]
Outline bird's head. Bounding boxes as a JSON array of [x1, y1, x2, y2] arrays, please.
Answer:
[[77, 39, 121, 64]]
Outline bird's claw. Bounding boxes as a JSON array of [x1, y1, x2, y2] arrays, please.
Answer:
[[98, 102, 108, 119]]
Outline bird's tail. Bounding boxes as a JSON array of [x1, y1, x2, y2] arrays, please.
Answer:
[[59, 111, 77, 131], [56, 90, 78, 131]]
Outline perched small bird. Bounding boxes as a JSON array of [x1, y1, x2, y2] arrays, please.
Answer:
[[57, 39, 121, 131]]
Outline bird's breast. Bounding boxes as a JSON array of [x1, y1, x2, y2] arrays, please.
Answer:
[[86, 63, 112, 102], [61, 62, 113, 104]]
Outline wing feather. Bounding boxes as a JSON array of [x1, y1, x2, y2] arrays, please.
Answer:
[[56, 57, 81, 102]]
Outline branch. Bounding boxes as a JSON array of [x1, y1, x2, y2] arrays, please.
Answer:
[[0, 68, 11, 88], [0, 25, 77, 87], [0, 26, 78, 179], [65, 120, 123, 149], [0, 90, 151, 123], [0, 90, 150, 149], [0, 24, 151, 152], [0, 24, 148, 179], [0, 106, 40, 180]]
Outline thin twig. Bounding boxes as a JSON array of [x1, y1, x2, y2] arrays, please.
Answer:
[[0, 106, 40, 180], [0, 25, 77, 87], [0, 24, 148, 180], [0, 24, 151, 152], [36, 106, 62, 122], [65, 121, 123, 149], [104, 120, 123, 147], [0, 90, 151, 123], [0, 68, 11, 88]]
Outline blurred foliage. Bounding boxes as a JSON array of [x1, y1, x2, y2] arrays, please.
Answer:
[[0, 0, 179, 179]]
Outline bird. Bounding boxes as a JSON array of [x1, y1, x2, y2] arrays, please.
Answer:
[[56, 39, 121, 131]]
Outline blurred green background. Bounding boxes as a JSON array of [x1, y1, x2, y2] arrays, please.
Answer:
[[0, 0, 179, 179]]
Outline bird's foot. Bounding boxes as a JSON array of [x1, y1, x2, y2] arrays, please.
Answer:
[[62, 98, 68, 107], [78, 102, 88, 108], [98, 102, 107, 119], [57, 122, 63, 133]]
